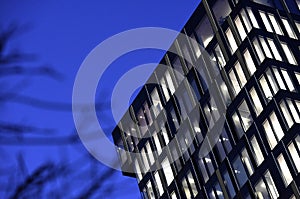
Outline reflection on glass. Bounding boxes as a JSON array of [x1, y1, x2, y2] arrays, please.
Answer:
[[250, 136, 264, 166], [196, 15, 214, 47], [226, 28, 238, 53], [232, 156, 248, 187]]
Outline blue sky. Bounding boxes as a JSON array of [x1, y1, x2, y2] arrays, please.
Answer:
[[1, 0, 200, 198]]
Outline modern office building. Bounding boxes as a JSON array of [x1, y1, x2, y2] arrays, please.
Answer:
[[112, 0, 300, 198]]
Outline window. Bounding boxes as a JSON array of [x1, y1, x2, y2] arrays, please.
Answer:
[[214, 45, 226, 68], [187, 172, 198, 197], [243, 49, 256, 75], [249, 88, 263, 116], [198, 158, 209, 183], [146, 141, 155, 165], [233, 100, 253, 136], [259, 11, 283, 35], [267, 39, 282, 61], [280, 100, 295, 128], [154, 172, 164, 196], [134, 159, 142, 182], [259, 76, 273, 101], [153, 132, 162, 155], [277, 154, 293, 186], [171, 192, 177, 199], [247, 8, 259, 28], [263, 112, 284, 149], [259, 37, 273, 58], [235, 16, 247, 41], [241, 9, 252, 32], [229, 61, 247, 96], [160, 77, 170, 101], [208, 182, 224, 199], [172, 57, 185, 84], [223, 170, 236, 198], [260, 11, 273, 32], [281, 70, 295, 91], [250, 136, 264, 166], [255, 171, 279, 199], [162, 158, 174, 185], [196, 15, 214, 48], [287, 142, 300, 173], [226, 28, 238, 53], [253, 38, 265, 63], [151, 88, 162, 117], [241, 148, 254, 176], [281, 42, 297, 65], [191, 34, 201, 58], [141, 148, 150, 172], [212, 0, 231, 25], [282, 18, 297, 39], [232, 155, 248, 187], [146, 181, 155, 199], [182, 178, 191, 198]]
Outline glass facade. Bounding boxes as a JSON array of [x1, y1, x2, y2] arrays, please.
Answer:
[[112, 0, 300, 198]]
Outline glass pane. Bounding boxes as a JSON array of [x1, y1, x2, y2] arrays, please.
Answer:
[[287, 100, 300, 123], [162, 158, 174, 185], [146, 141, 155, 165], [265, 171, 279, 199], [226, 28, 238, 53], [267, 39, 282, 61], [235, 62, 247, 87], [147, 181, 155, 199], [233, 112, 244, 138], [151, 88, 162, 117], [277, 154, 293, 186], [253, 38, 265, 62], [263, 120, 278, 149], [187, 172, 198, 197], [212, 0, 232, 25], [260, 11, 273, 32], [238, 100, 253, 131], [223, 171, 236, 198], [241, 148, 254, 175], [250, 136, 264, 165], [259, 76, 273, 101], [244, 49, 256, 75], [235, 16, 247, 40], [266, 69, 279, 94], [282, 18, 297, 39], [280, 101, 294, 128], [255, 179, 270, 199], [281, 42, 297, 65], [247, 8, 259, 28], [232, 156, 248, 187], [273, 68, 286, 90], [288, 142, 300, 173], [160, 77, 170, 101], [196, 15, 214, 48], [182, 178, 191, 199], [269, 112, 284, 140], [241, 9, 252, 32], [229, 69, 241, 95], [260, 37, 273, 58], [154, 172, 164, 196], [250, 88, 263, 115], [281, 70, 295, 92], [268, 13, 283, 35], [215, 45, 226, 68]]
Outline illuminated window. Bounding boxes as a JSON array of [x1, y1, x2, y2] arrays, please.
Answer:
[[214, 44, 226, 68], [253, 38, 265, 63], [268, 13, 283, 35], [134, 159, 142, 182], [249, 88, 263, 116], [146, 141, 154, 165], [239, 100, 253, 131], [146, 181, 155, 199], [255, 171, 279, 199], [162, 158, 174, 185], [154, 172, 164, 196], [277, 154, 293, 186], [241, 148, 254, 175], [235, 16, 247, 40], [187, 172, 198, 197], [141, 148, 150, 172], [259, 37, 273, 58], [243, 49, 256, 75], [247, 8, 259, 28], [281, 70, 295, 91], [259, 76, 273, 101], [282, 18, 297, 39], [250, 136, 264, 166], [281, 42, 297, 65], [160, 77, 170, 101], [153, 132, 162, 155], [226, 28, 238, 53], [267, 39, 282, 61], [263, 112, 284, 149], [273, 68, 286, 90], [280, 100, 295, 128], [182, 178, 191, 198], [229, 62, 247, 96], [287, 142, 300, 173], [260, 11, 273, 32], [241, 9, 252, 32], [171, 192, 177, 199]]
